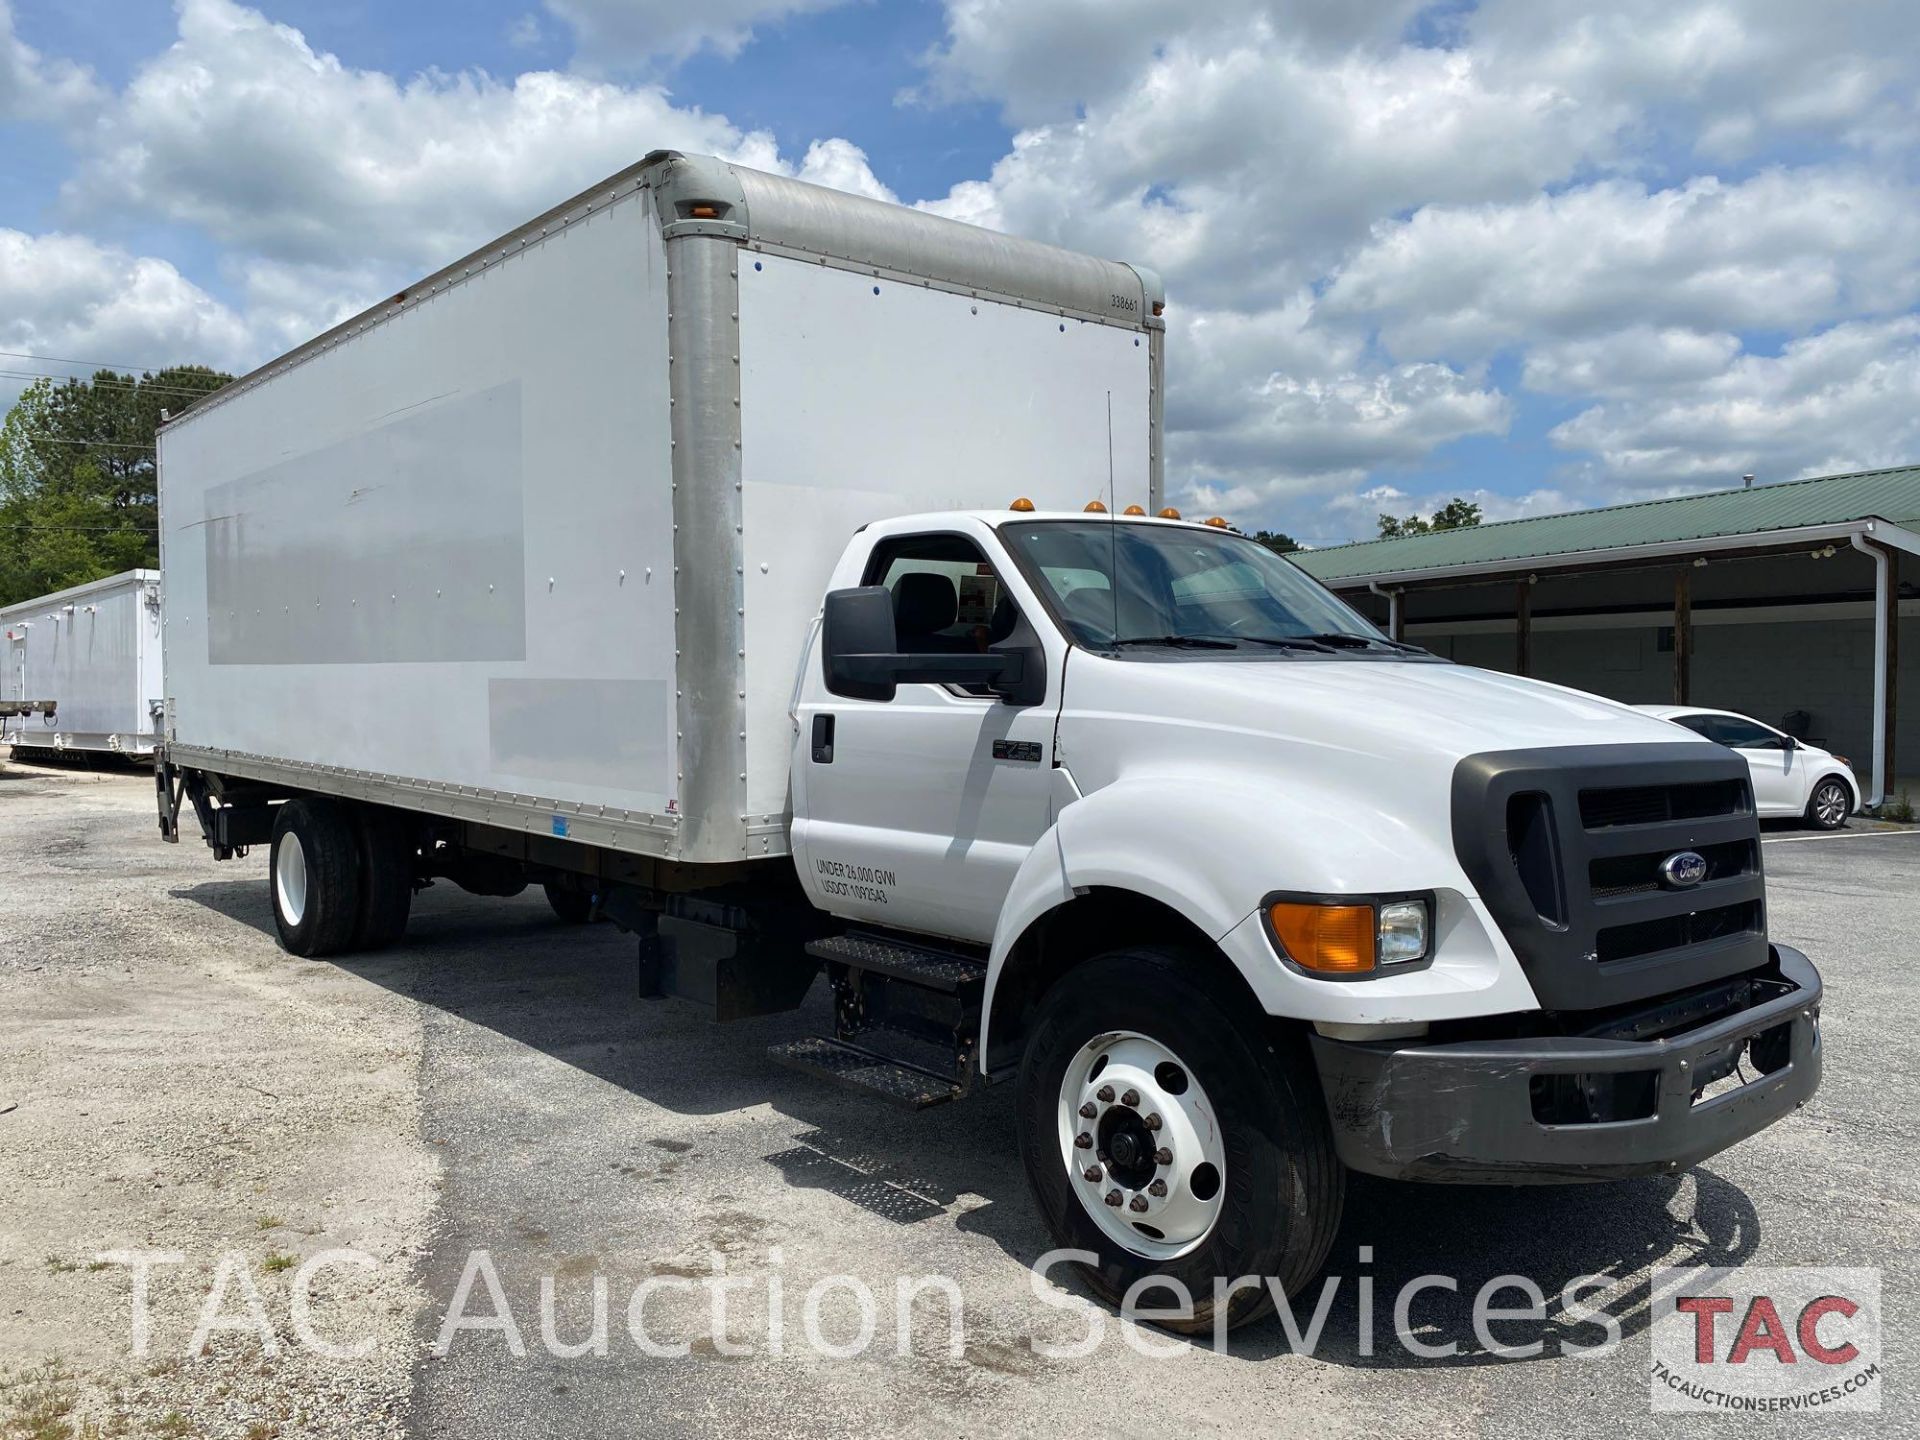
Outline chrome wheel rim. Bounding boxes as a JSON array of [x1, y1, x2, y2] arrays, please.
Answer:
[[275, 832, 309, 927], [1815, 783, 1848, 826], [1058, 1030, 1225, 1260]]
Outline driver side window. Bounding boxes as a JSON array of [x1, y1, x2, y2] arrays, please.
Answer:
[[864, 534, 1023, 693]]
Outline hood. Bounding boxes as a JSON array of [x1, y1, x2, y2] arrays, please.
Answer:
[[1066, 653, 1693, 766], [1057, 654, 1718, 898]]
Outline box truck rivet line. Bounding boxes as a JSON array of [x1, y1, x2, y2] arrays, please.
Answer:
[[154, 149, 1821, 1336]]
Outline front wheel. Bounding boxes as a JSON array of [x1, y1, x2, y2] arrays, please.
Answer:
[[1016, 948, 1343, 1334], [1805, 777, 1852, 830]]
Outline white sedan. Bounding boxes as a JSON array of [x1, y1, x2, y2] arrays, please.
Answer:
[[1632, 705, 1860, 830]]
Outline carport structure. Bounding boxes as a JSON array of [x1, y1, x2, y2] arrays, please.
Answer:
[[1292, 466, 1920, 809]]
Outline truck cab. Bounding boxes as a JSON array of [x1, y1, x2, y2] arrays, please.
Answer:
[[779, 506, 1821, 1326]]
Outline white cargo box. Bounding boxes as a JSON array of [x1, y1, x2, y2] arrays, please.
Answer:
[[1, 569, 164, 758], [158, 151, 1163, 864]]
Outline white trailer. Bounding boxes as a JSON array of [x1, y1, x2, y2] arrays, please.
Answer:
[[158, 152, 1821, 1334], [1, 569, 163, 760], [157, 150, 1160, 864]]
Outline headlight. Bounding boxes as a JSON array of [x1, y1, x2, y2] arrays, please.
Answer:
[[1376, 899, 1430, 965], [1263, 893, 1433, 976]]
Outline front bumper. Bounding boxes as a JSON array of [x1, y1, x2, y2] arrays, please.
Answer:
[[1310, 944, 1822, 1183]]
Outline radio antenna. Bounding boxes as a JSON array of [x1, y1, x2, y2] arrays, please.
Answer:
[[1106, 390, 1119, 643]]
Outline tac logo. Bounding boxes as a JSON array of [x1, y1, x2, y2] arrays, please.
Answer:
[[1650, 1266, 1882, 1413]]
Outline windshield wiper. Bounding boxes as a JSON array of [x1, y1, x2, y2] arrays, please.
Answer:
[[1107, 634, 1239, 650], [1293, 631, 1428, 654], [1224, 634, 1339, 652]]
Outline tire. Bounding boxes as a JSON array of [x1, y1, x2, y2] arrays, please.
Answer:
[[352, 806, 415, 950], [1805, 776, 1853, 831], [269, 799, 362, 957], [1016, 947, 1344, 1335], [543, 880, 594, 925]]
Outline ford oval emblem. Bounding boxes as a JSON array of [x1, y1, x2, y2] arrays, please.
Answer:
[[1659, 851, 1709, 888]]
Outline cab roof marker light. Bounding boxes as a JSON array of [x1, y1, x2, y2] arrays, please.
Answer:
[[1158, 507, 1182, 520], [1123, 505, 1146, 516], [1085, 500, 1108, 514], [1009, 497, 1035, 512], [1204, 516, 1230, 529]]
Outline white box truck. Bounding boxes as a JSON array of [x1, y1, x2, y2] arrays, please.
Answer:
[[156, 151, 1822, 1332], [2, 569, 164, 760]]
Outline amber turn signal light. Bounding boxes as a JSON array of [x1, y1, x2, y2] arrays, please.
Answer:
[[1267, 902, 1375, 974]]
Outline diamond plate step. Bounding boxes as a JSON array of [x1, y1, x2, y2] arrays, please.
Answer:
[[768, 1036, 966, 1109], [806, 932, 987, 994]]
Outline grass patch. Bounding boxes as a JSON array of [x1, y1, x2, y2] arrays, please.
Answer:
[[252, 1217, 282, 1232], [146, 1415, 190, 1439], [42, 1258, 81, 1276], [0, 1358, 83, 1440], [259, 1255, 295, 1274]]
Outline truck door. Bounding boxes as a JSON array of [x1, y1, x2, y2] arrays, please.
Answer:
[[792, 530, 1062, 944]]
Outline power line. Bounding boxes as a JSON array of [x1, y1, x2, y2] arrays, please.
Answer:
[[7, 434, 159, 450], [1, 522, 158, 533], [0, 347, 179, 374], [0, 368, 228, 401]]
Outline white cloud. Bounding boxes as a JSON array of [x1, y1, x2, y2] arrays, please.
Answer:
[[0, 229, 253, 389], [60, 0, 796, 269], [1325, 170, 1920, 362], [1549, 317, 1920, 489], [0, 0, 101, 123], [544, 0, 846, 67]]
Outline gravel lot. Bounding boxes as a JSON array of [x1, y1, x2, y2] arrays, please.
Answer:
[[2, 754, 1915, 1437]]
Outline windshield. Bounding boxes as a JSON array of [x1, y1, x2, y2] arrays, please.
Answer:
[[1000, 521, 1391, 653]]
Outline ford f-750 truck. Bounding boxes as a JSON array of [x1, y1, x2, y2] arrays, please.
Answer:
[[154, 151, 1822, 1332]]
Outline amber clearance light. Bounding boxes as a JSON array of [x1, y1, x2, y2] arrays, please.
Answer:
[[1267, 902, 1376, 974]]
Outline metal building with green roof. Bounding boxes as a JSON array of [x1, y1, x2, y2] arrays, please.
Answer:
[[1290, 466, 1918, 807]]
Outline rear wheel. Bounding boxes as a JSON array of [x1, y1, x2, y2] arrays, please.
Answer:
[[270, 799, 361, 957], [1016, 947, 1343, 1334], [1805, 777, 1852, 830], [543, 880, 594, 925], [352, 806, 415, 949]]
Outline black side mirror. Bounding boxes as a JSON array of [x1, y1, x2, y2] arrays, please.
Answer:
[[822, 586, 1038, 703], [823, 587, 901, 702]]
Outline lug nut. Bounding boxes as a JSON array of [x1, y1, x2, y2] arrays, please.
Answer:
[[1129, 1194, 1149, 1213], [1104, 1189, 1123, 1207], [1120, 1088, 1140, 1108], [1083, 1165, 1103, 1183], [1144, 1112, 1163, 1132], [1155, 1147, 1172, 1165], [1079, 1101, 1098, 1119], [1073, 1132, 1092, 1149], [1096, 1085, 1115, 1103], [1148, 1179, 1167, 1197]]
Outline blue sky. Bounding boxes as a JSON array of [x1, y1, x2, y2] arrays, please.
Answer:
[[4, 0, 1918, 544]]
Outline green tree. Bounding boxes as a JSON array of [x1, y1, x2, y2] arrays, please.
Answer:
[[1376, 496, 1483, 539], [1251, 528, 1303, 554], [0, 366, 230, 605]]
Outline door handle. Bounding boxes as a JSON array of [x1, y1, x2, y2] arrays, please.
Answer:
[[811, 713, 835, 764]]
